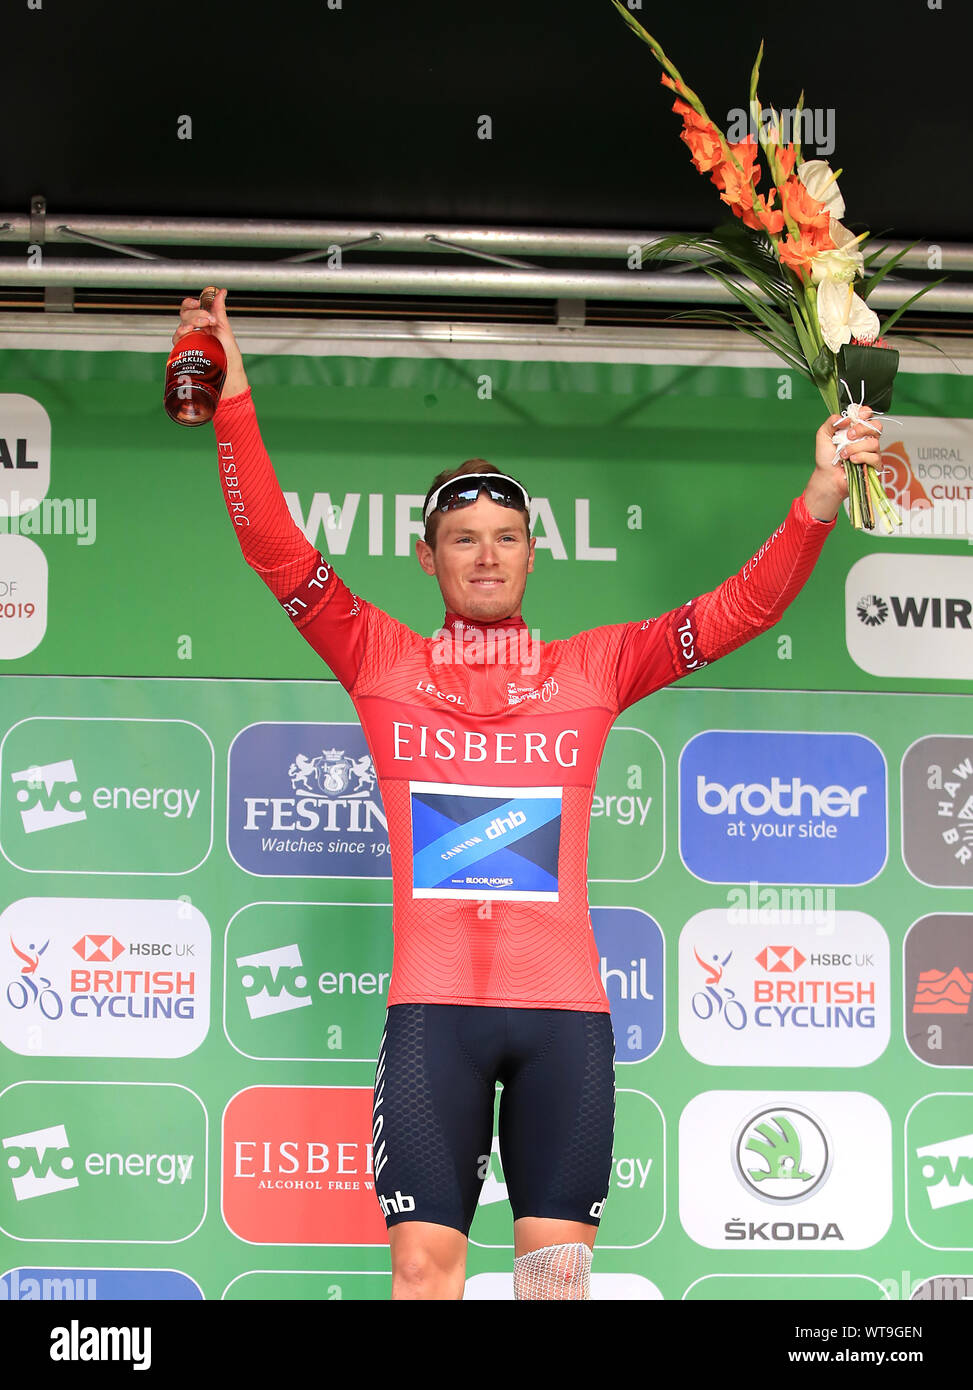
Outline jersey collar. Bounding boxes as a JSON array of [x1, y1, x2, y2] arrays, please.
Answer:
[[442, 611, 527, 635]]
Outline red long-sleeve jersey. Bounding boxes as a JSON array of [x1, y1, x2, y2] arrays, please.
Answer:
[[214, 388, 834, 1011]]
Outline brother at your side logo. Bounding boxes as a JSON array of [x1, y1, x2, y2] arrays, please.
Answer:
[[679, 731, 887, 885]]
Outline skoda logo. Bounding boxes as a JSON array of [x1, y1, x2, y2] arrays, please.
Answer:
[[732, 1104, 832, 1204]]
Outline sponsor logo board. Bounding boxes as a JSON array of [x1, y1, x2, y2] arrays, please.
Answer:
[[680, 910, 889, 1066], [227, 724, 389, 877], [1, 898, 209, 1058], [679, 1091, 892, 1249], [0, 719, 213, 874], [0, 1082, 206, 1242], [224, 902, 392, 1061], [846, 554, 973, 681], [679, 730, 887, 885]]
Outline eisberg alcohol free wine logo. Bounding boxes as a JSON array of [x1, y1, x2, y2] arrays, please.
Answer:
[[221, 1086, 386, 1245], [679, 731, 887, 885]]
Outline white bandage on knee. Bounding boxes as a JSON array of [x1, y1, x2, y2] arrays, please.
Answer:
[[513, 1242, 592, 1301]]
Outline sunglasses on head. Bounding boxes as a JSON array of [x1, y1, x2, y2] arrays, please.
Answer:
[[422, 473, 532, 527]]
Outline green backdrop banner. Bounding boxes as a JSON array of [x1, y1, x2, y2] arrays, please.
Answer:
[[0, 343, 971, 1302]]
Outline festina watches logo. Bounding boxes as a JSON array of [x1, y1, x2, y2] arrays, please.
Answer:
[[241, 747, 386, 835]]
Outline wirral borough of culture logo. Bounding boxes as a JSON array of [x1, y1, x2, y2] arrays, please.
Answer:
[[856, 595, 889, 628]]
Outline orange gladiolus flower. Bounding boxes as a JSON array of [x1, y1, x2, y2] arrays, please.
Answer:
[[668, 96, 724, 174], [778, 176, 832, 240], [775, 144, 797, 180], [741, 192, 785, 236], [713, 136, 761, 210], [777, 231, 827, 280]]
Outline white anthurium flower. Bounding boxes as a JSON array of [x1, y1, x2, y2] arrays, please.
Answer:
[[817, 276, 880, 353], [811, 220, 865, 284], [797, 159, 845, 219]]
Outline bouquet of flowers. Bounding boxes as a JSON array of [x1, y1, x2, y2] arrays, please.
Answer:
[[611, 3, 943, 530]]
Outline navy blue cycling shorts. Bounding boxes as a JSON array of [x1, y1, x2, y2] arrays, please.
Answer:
[[371, 1003, 615, 1235]]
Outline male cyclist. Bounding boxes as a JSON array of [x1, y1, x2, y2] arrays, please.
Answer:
[[175, 289, 881, 1299]]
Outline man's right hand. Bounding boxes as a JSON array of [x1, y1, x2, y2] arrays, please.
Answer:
[[172, 287, 249, 401]]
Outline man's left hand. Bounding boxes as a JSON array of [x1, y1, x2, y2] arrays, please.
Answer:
[[803, 409, 884, 522]]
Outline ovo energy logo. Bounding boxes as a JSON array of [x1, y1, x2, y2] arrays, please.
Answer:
[[224, 903, 393, 1063], [0, 719, 213, 874], [0, 1082, 206, 1243], [3, 1124, 78, 1201], [237, 944, 313, 1020], [906, 1095, 973, 1250]]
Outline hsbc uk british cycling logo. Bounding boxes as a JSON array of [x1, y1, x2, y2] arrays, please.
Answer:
[[228, 723, 390, 879], [733, 1105, 833, 1204]]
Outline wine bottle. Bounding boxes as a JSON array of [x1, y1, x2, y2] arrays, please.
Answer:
[[163, 287, 227, 426]]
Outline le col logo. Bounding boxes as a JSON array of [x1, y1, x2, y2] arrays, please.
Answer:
[[227, 724, 390, 879], [679, 731, 887, 886]]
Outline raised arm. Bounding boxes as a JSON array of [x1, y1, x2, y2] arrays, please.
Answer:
[[172, 288, 367, 688], [604, 412, 883, 709]]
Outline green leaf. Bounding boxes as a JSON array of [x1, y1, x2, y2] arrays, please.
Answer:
[[809, 344, 836, 388], [878, 279, 946, 336], [643, 228, 794, 314], [861, 239, 922, 298], [696, 264, 800, 343], [668, 307, 812, 375]]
